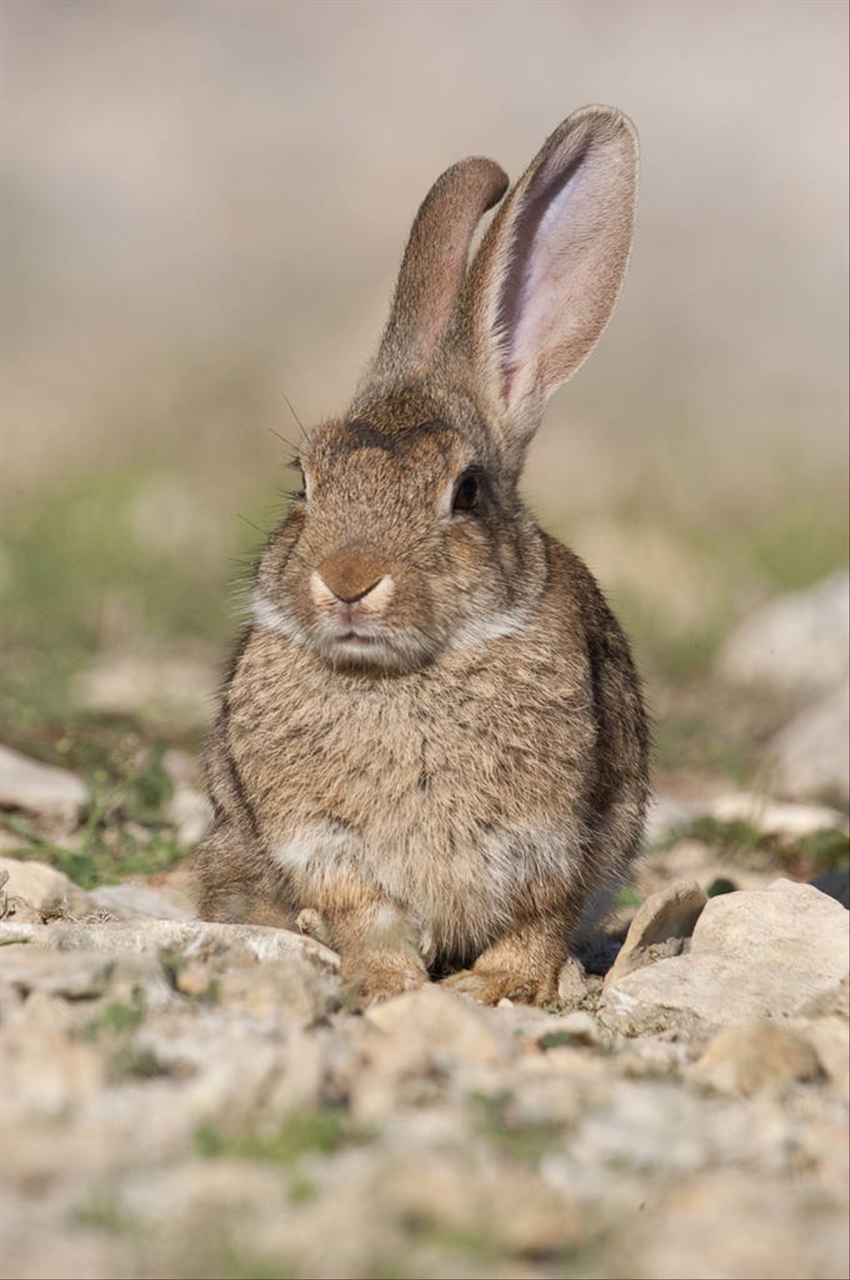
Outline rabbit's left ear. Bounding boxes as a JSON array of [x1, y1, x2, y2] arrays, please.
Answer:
[[451, 106, 638, 456], [357, 156, 508, 399]]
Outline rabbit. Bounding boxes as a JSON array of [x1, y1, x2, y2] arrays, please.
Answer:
[[195, 105, 649, 1006]]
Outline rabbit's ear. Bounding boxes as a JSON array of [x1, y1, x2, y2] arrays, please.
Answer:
[[359, 157, 509, 396], [454, 106, 638, 456]]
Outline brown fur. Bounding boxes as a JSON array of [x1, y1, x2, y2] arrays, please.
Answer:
[[196, 107, 649, 1005]]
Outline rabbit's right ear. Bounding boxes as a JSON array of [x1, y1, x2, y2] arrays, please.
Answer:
[[451, 106, 638, 463], [355, 156, 509, 402]]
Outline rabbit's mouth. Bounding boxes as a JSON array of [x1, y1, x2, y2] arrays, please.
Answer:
[[320, 620, 438, 671], [328, 627, 399, 661], [254, 586, 435, 671]]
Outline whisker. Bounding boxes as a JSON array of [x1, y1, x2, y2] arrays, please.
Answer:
[[236, 512, 268, 536], [283, 394, 309, 441], [267, 425, 302, 454]]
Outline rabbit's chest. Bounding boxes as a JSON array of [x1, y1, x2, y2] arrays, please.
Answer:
[[231, 635, 590, 947]]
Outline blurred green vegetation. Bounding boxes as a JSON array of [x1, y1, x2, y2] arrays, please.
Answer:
[[0, 743, 184, 887], [3, 466, 848, 698], [666, 815, 850, 879], [194, 1107, 374, 1167], [0, 455, 847, 806]]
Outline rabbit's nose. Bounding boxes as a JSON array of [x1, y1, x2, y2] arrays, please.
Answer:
[[314, 552, 391, 605]]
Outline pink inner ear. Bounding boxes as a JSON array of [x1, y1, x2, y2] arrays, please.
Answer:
[[498, 138, 633, 410]]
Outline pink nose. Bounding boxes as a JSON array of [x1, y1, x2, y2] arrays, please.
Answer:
[[317, 551, 385, 603]]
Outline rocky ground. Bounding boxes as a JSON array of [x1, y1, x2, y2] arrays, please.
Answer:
[[1, 577, 849, 1280]]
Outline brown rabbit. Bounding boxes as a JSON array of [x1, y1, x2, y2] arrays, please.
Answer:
[[196, 105, 649, 1006]]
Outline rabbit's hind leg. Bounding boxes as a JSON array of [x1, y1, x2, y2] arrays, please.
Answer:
[[195, 819, 298, 930]]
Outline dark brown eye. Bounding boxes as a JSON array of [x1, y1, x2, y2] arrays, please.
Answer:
[[452, 472, 480, 514]]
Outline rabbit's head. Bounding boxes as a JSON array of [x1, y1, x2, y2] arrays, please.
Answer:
[[254, 107, 638, 672]]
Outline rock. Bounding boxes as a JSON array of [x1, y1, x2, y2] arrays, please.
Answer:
[[88, 882, 195, 922], [163, 785, 212, 847], [603, 880, 850, 1040], [769, 681, 850, 800], [0, 1000, 106, 1118], [74, 652, 217, 729], [643, 793, 696, 846], [216, 956, 339, 1028], [718, 572, 849, 695], [174, 961, 218, 998], [536, 1009, 601, 1048], [0, 828, 33, 857], [557, 954, 589, 1004], [0, 856, 92, 919], [0, 917, 340, 971], [386, 1159, 584, 1262], [352, 986, 513, 1122], [0, 745, 88, 827], [790, 1016, 850, 1096], [161, 748, 200, 786], [708, 791, 848, 839], [796, 973, 849, 1021], [0, 946, 158, 1001], [630, 1170, 849, 1280], [688, 1022, 824, 1096], [604, 881, 707, 986], [365, 985, 509, 1068], [812, 869, 850, 909]]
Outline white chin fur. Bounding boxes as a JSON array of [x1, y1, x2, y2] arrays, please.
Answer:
[[252, 587, 527, 664]]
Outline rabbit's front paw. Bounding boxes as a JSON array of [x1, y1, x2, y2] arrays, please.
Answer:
[[344, 957, 428, 1006], [442, 967, 558, 1007]]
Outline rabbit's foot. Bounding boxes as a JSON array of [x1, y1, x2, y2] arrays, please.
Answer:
[[344, 955, 428, 1005], [296, 907, 333, 947], [443, 966, 558, 1007]]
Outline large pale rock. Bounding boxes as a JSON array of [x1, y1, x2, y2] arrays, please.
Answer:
[[718, 572, 849, 695], [796, 972, 849, 1021], [604, 880, 707, 986], [0, 856, 92, 919], [0, 917, 339, 971], [769, 681, 850, 800], [0, 745, 88, 826], [602, 880, 850, 1040], [88, 882, 195, 922]]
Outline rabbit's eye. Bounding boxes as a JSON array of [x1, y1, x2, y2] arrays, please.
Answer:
[[288, 459, 306, 502], [452, 472, 480, 514]]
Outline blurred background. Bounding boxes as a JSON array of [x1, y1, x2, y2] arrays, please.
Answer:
[[2, 8, 849, 1280], [1, 0, 848, 783]]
